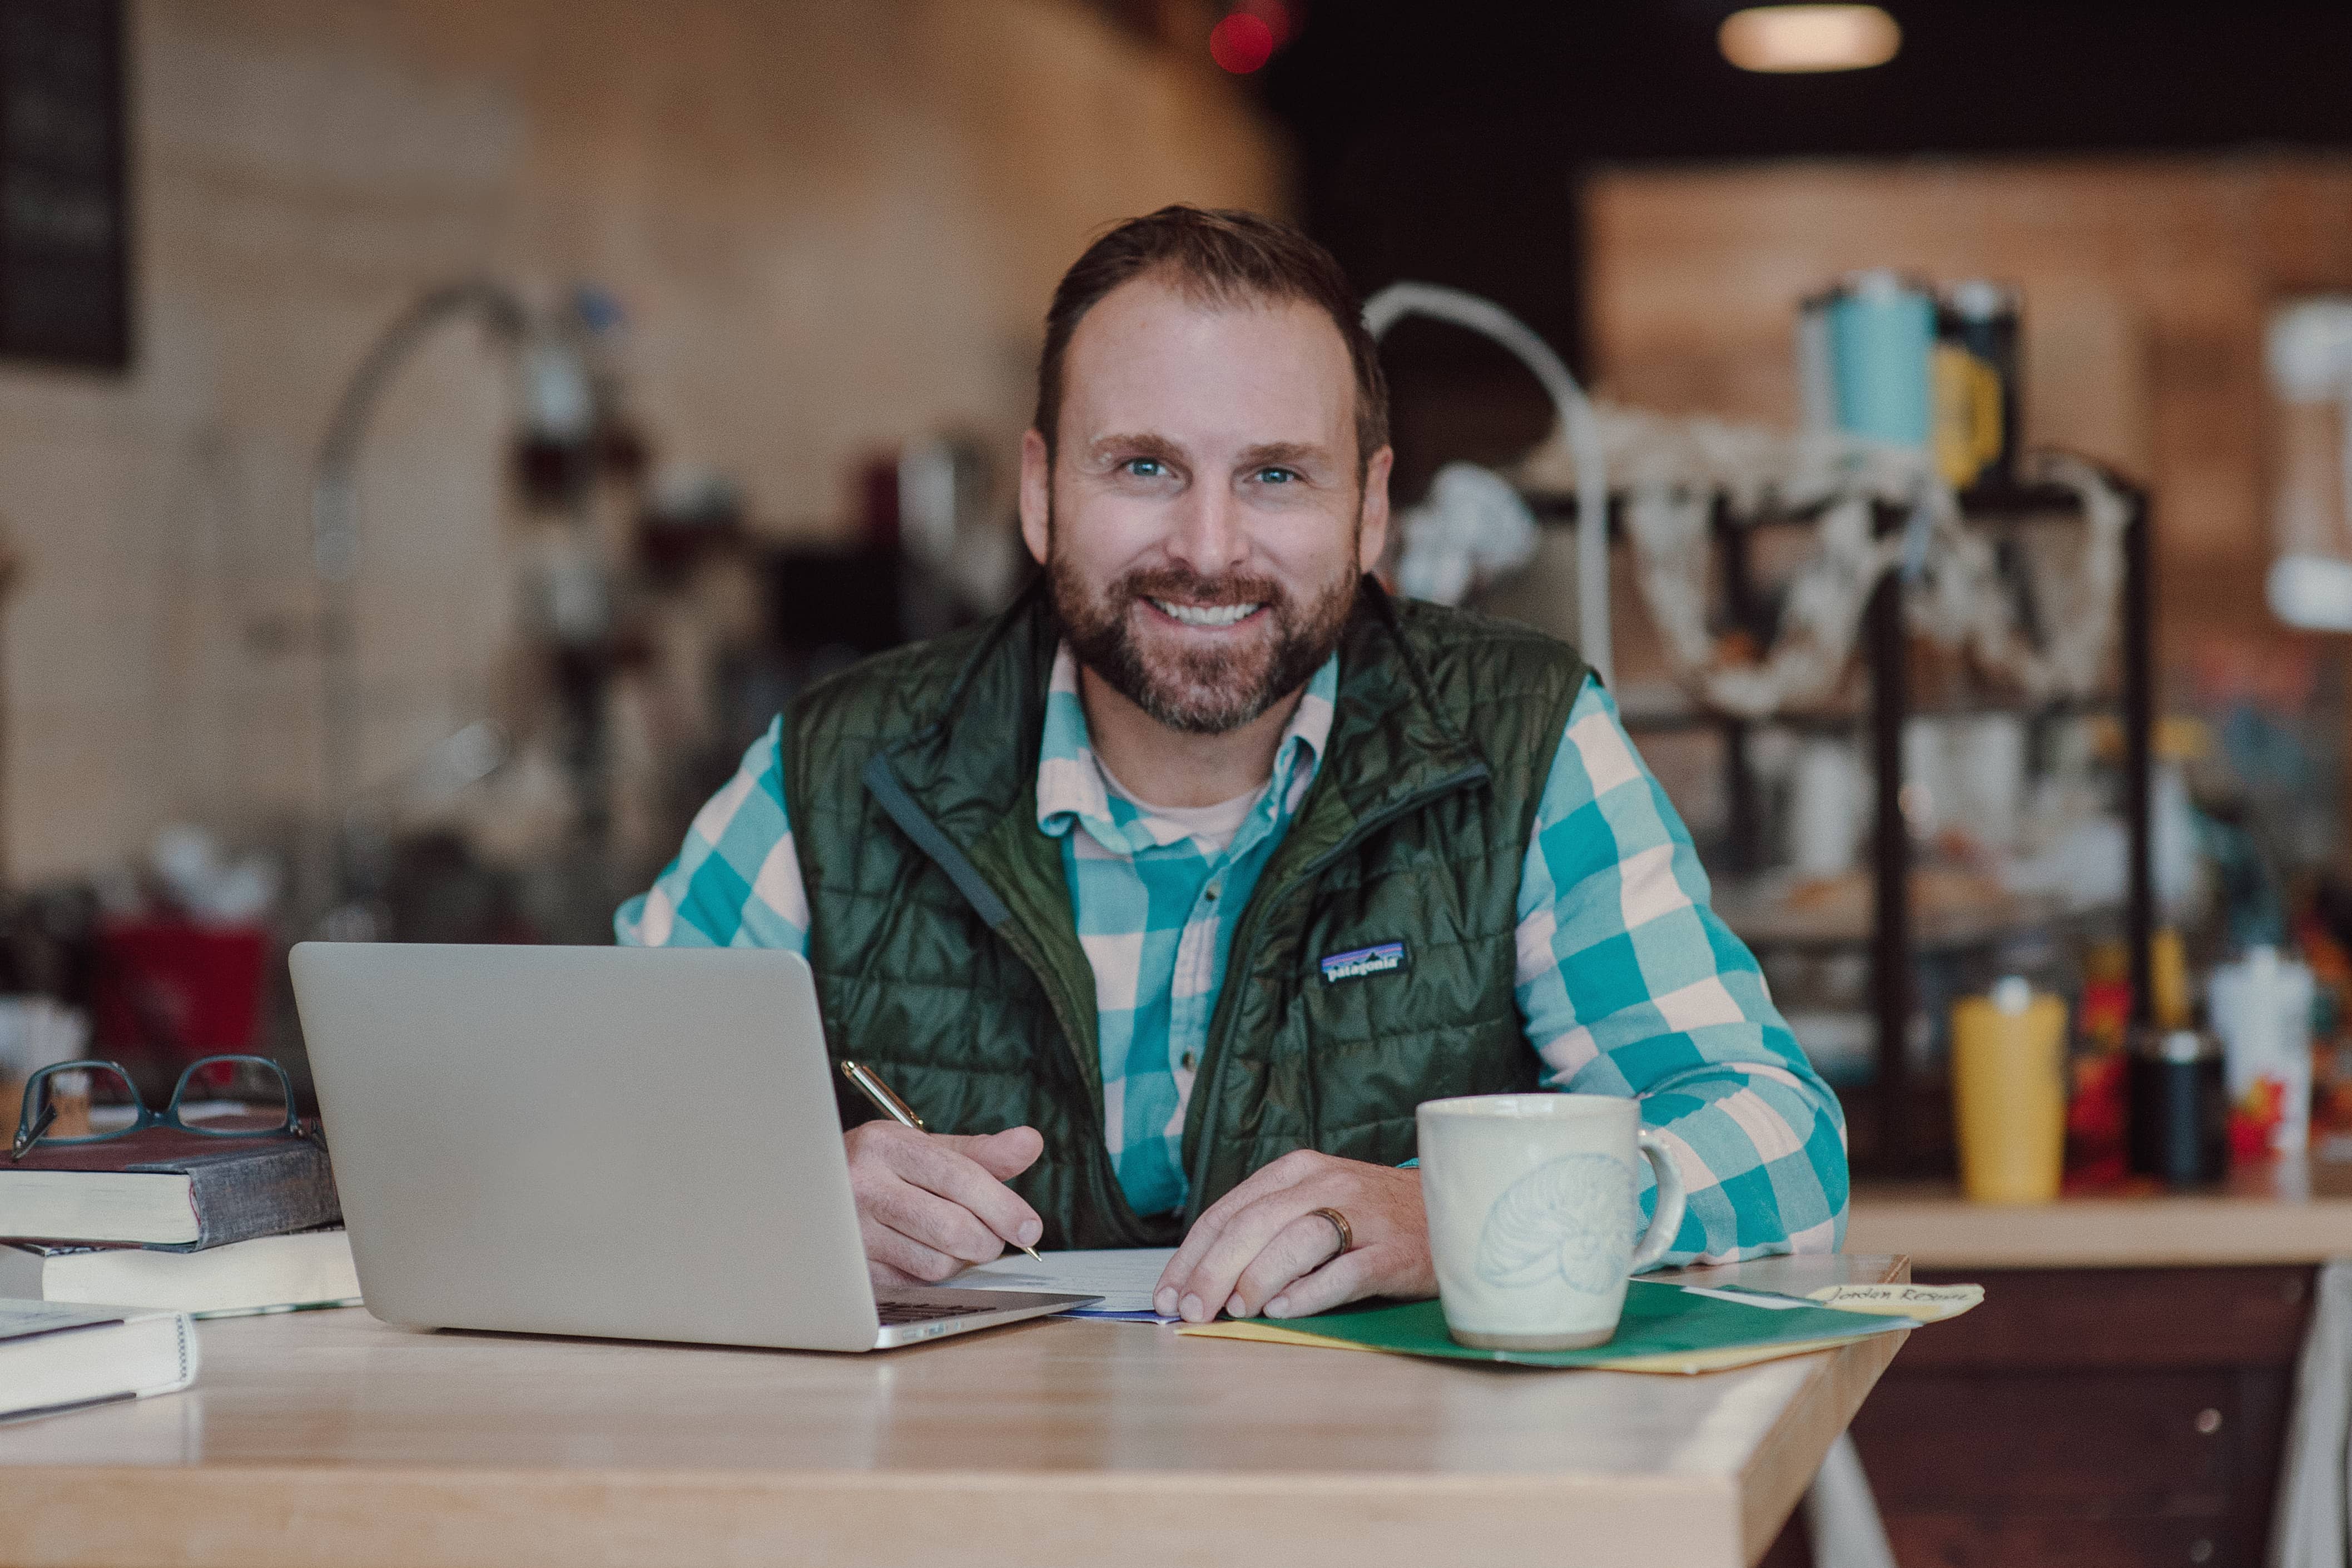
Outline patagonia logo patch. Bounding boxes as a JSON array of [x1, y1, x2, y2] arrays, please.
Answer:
[[1321, 941, 1407, 984]]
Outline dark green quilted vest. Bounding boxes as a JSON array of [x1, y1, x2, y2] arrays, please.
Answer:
[[783, 577, 1588, 1248]]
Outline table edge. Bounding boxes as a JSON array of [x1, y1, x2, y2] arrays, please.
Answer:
[[0, 1253, 1911, 1568]]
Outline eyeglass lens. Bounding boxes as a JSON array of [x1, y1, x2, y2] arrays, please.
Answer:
[[29, 1062, 140, 1139], [169, 1057, 292, 1133]]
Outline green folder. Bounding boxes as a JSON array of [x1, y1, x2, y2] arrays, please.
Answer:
[[1193, 1281, 1909, 1369]]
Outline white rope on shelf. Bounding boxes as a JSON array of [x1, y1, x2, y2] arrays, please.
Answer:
[[1518, 401, 1932, 716], [1392, 461, 1541, 608], [1516, 405, 2131, 716], [1933, 450, 2131, 702], [1362, 282, 2131, 716]]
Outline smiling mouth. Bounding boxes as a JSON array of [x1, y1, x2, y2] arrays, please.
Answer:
[[1149, 598, 1262, 629]]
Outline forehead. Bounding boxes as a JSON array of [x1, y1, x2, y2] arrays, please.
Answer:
[[1058, 273, 1355, 450]]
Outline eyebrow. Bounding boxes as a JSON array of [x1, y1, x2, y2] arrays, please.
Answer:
[[1235, 441, 1333, 471], [1085, 432, 1185, 465], [1081, 434, 1337, 472]]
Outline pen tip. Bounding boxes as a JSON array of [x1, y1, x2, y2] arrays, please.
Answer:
[[1022, 1246, 1043, 1263]]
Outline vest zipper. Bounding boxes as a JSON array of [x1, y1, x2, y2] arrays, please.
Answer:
[[1180, 760, 1491, 1226], [864, 751, 1158, 1244]]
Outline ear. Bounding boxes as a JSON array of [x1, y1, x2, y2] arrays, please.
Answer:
[[1019, 428, 1052, 567], [1356, 445, 1395, 573]]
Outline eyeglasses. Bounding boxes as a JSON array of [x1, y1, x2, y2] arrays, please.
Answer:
[[11, 1055, 309, 1162]]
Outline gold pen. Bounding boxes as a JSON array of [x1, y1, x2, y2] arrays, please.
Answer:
[[840, 1059, 1043, 1263]]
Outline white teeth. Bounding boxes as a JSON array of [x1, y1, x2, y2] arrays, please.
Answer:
[[1153, 599, 1259, 628]]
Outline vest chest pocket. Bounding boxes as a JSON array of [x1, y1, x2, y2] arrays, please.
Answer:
[[1298, 926, 1516, 1044], [1307, 1014, 1535, 1165]]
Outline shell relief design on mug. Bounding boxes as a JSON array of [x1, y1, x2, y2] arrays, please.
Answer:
[[1473, 1153, 1639, 1294]]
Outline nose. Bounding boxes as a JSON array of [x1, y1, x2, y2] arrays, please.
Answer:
[[1164, 477, 1248, 578]]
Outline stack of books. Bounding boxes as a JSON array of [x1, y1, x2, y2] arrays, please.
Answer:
[[0, 1116, 352, 1420]]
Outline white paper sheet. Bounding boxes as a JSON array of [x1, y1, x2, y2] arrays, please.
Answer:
[[948, 1248, 1179, 1319]]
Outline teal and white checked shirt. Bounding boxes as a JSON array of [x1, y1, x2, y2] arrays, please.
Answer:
[[617, 646, 1848, 1267]]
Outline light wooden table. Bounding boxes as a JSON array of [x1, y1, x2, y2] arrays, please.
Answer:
[[1848, 1151, 2352, 1268], [0, 1253, 1907, 1568]]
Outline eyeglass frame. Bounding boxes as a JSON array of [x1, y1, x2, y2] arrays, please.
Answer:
[[11, 1054, 309, 1163]]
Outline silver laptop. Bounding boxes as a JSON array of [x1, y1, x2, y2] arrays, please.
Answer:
[[289, 942, 1095, 1351]]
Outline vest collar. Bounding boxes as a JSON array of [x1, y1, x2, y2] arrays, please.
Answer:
[[1314, 577, 1492, 825], [1034, 642, 1337, 860], [875, 574, 1491, 867]]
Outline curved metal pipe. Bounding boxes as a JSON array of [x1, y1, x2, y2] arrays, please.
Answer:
[[308, 280, 528, 911], [1362, 281, 1611, 685]]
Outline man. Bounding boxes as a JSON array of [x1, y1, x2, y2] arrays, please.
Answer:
[[618, 206, 1845, 1325]]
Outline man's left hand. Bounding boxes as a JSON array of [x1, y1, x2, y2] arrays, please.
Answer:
[[1153, 1151, 1432, 1322]]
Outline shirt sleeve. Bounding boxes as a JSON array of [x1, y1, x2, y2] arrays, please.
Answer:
[[613, 717, 811, 953], [1515, 676, 1849, 1268]]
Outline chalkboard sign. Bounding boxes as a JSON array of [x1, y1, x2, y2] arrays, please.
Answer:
[[0, 0, 126, 370]]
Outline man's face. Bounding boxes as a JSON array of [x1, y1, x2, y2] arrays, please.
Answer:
[[1019, 273, 1392, 735]]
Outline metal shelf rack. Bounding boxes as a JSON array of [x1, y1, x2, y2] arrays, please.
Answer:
[[1521, 475, 2155, 1175]]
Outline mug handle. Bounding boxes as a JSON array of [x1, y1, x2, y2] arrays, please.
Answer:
[[1626, 1127, 1688, 1274]]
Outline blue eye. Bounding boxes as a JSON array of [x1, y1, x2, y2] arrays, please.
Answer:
[[1255, 467, 1298, 485], [1123, 457, 1166, 478]]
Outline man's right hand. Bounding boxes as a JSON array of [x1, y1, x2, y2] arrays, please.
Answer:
[[845, 1121, 1046, 1287]]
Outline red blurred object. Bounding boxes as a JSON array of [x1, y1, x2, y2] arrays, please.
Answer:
[[2230, 1076, 2287, 1162], [2064, 1048, 2128, 1188], [2067, 1049, 2127, 1144], [91, 920, 269, 1063], [1239, 0, 1294, 47], [1209, 11, 1274, 72], [2077, 976, 2131, 1054]]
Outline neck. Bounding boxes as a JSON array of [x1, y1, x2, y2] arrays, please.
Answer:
[[1076, 666, 1302, 809]]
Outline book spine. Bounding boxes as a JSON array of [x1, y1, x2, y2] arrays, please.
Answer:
[[156, 1312, 200, 1395], [163, 1144, 343, 1253]]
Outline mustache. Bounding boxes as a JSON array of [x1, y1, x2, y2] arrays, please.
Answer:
[[1112, 566, 1287, 611]]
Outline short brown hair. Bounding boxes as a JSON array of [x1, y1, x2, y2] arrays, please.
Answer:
[[1033, 205, 1390, 475]]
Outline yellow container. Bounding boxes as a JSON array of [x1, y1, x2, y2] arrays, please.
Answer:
[[2151, 928, 2191, 1030], [1950, 981, 2069, 1203]]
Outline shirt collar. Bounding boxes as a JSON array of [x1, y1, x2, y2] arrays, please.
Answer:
[[1035, 641, 1337, 857]]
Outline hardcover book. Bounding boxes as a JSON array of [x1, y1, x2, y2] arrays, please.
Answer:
[[0, 1225, 359, 1316], [0, 1122, 339, 1249], [0, 1301, 198, 1422]]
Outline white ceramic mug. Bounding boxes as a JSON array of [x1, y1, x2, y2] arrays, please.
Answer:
[[1417, 1093, 1688, 1350]]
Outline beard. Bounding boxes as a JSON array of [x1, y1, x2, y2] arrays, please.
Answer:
[[1047, 533, 1359, 736]]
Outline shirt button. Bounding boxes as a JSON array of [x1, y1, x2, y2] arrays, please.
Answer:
[[1180, 1050, 1198, 1071], [1204, 884, 1220, 901]]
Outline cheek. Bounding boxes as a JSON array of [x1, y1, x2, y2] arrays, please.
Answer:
[[1053, 491, 1172, 574], [1256, 519, 1359, 586]]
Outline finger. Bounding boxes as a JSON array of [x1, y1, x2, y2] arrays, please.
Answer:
[[869, 1174, 1008, 1264], [940, 1126, 1044, 1184], [894, 1134, 1044, 1251], [859, 1210, 965, 1284], [1264, 1246, 1384, 1320], [1153, 1157, 1312, 1311], [867, 1256, 924, 1290], [1227, 1210, 1352, 1319], [1169, 1188, 1326, 1322]]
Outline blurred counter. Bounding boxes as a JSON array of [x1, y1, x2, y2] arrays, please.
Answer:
[[1812, 1156, 2350, 1565], [1847, 1153, 2352, 1267]]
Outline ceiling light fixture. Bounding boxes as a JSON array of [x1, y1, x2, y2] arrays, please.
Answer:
[[1719, 5, 1901, 73]]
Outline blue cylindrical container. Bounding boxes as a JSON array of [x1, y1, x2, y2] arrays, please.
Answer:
[[1823, 269, 1937, 448]]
